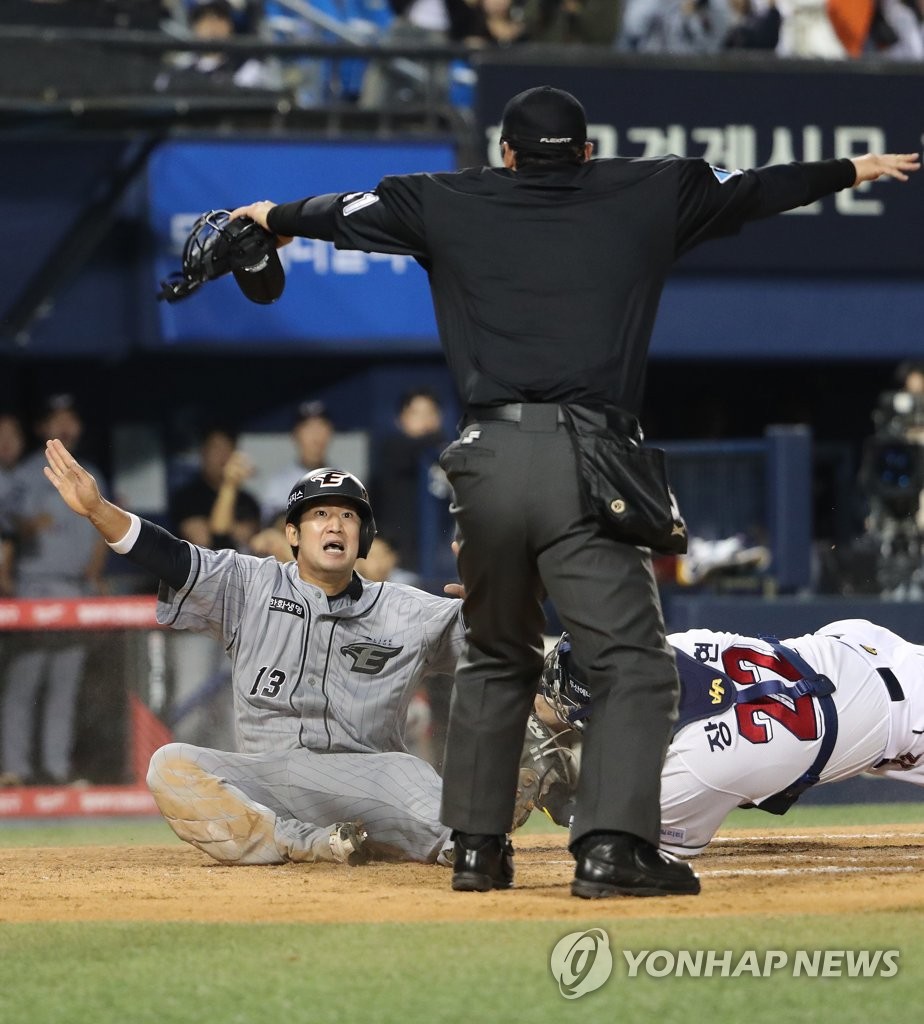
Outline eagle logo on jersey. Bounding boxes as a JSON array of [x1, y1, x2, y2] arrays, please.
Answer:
[[340, 642, 403, 675], [861, 644, 878, 656], [709, 678, 725, 704]]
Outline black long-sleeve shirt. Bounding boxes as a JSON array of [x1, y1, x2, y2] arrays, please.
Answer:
[[267, 156, 856, 414]]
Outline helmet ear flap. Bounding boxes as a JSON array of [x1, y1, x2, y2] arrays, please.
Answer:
[[358, 514, 377, 559]]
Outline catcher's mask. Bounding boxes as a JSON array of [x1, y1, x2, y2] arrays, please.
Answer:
[[158, 210, 285, 305], [285, 468, 377, 559], [539, 633, 592, 731]]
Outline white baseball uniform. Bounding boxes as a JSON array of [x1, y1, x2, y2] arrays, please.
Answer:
[[659, 619, 924, 855]]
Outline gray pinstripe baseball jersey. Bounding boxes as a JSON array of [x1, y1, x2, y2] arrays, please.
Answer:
[[148, 544, 464, 865]]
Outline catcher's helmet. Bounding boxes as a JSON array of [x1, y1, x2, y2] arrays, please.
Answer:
[[158, 210, 285, 305], [539, 634, 592, 732], [285, 468, 377, 558]]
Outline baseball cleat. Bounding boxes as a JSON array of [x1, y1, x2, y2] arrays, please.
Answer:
[[329, 822, 370, 866]]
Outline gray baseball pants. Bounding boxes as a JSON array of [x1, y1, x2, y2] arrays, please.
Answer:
[[148, 742, 451, 865]]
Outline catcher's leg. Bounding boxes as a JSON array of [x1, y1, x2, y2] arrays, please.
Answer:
[[657, 749, 740, 858], [147, 743, 359, 865]]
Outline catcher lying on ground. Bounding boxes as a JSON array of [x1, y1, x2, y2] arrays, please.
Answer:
[[519, 623, 924, 855]]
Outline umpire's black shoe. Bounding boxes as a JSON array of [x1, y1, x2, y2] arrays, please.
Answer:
[[571, 831, 700, 898], [451, 833, 514, 892]]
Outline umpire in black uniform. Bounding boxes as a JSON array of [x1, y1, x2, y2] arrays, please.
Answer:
[[231, 87, 918, 898]]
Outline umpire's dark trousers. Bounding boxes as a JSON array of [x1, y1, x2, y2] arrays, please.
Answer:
[[438, 403, 679, 849]]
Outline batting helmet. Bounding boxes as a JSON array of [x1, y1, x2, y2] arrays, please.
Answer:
[[285, 468, 377, 558], [539, 634, 592, 732]]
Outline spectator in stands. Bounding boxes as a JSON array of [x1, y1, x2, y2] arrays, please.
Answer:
[[258, 399, 335, 526], [522, 0, 619, 44], [723, 0, 781, 49], [618, 0, 732, 53], [0, 412, 25, 597], [826, 0, 874, 55], [249, 512, 296, 562], [371, 389, 449, 575], [168, 0, 283, 89], [358, 0, 481, 108], [0, 394, 108, 787], [774, 0, 847, 57], [463, 0, 528, 46], [169, 424, 262, 551], [866, 0, 924, 59], [357, 531, 420, 585]]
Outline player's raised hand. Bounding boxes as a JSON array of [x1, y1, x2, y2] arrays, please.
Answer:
[[852, 153, 921, 185], [43, 439, 103, 518]]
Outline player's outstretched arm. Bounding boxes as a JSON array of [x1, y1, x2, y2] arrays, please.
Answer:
[[43, 439, 131, 543], [851, 153, 921, 185]]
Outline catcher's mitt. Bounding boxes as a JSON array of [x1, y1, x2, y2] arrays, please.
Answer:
[[511, 712, 580, 830]]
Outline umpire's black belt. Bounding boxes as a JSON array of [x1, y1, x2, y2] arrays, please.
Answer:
[[464, 402, 640, 438]]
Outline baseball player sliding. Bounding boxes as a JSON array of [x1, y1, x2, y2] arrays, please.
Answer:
[[43, 439, 463, 867], [526, 622, 924, 856]]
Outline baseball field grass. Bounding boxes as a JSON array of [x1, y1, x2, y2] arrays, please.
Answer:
[[0, 804, 921, 1024]]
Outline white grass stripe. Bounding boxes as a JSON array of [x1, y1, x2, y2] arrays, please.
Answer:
[[699, 865, 917, 878], [537, 860, 919, 877], [711, 832, 924, 842]]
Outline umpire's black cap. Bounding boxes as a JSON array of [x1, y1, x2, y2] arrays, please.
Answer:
[[500, 86, 588, 153]]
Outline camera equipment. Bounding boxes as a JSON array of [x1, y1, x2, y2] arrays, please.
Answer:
[[859, 423, 924, 597], [860, 436, 924, 521], [872, 389, 924, 438], [157, 210, 285, 305]]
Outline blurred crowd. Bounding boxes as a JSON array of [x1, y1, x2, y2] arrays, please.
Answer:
[[5, 1, 924, 109]]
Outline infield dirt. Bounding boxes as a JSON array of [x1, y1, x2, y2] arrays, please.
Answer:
[[2, 824, 923, 923]]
